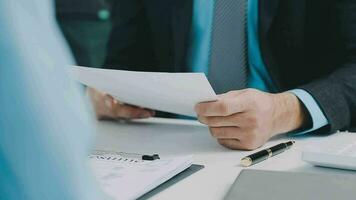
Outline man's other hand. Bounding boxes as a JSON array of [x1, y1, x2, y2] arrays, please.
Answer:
[[87, 87, 155, 120], [195, 89, 307, 150]]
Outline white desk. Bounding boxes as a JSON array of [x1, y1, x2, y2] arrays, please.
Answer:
[[94, 118, 356, 200]]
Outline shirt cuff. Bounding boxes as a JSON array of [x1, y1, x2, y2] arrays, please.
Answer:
[[288, 89, 329, 135]]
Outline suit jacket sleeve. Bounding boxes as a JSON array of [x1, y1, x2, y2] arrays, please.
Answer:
[[299, 0, 356, 132]]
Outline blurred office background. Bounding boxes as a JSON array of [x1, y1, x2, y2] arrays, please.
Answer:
[[55, 0, 174, 119], [55, 0, 113, 68]]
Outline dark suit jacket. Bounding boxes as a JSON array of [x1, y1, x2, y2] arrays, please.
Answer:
[[104, 0, 356, 133]]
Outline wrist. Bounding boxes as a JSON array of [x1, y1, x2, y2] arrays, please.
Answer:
[[271, 92, 307, 134]]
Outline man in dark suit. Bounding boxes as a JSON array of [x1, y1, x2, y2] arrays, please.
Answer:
[[92, 0, 356, 150]]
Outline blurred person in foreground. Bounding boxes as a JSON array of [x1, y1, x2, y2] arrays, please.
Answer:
[[0, 1, 109, 199]]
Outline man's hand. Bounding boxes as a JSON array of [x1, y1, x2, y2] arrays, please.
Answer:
[[87, 87, 155, 120], [195, 89, 307, 150]]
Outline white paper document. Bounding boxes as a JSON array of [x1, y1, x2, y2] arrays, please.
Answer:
[[90, 152, 193, 200], [70, 66, 217, 117]]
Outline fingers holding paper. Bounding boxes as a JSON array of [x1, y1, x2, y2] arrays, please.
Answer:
[[196, 89, 306, 150], [87, 87, 155, 120]]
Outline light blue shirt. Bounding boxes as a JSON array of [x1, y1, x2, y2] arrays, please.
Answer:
[[0, 1, 107, 199], [188, 0, 328, 133]]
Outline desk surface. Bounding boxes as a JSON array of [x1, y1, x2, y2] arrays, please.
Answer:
[[94, 118, 355, 200]]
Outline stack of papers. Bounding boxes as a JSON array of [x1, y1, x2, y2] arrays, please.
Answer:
[[70, 66, 217, 117]]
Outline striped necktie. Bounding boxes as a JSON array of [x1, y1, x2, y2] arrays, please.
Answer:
[[208, 0, 248, 94]]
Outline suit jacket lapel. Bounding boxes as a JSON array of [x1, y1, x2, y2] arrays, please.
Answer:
[[259, 0, 280, 37], [258, 0, 282, 91], [171, 0, 193, 71]]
